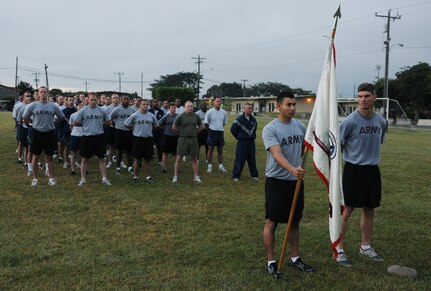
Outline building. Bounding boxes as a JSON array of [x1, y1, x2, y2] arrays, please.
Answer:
[[0, 84, 19, 111], [215, 95, 316, 118]]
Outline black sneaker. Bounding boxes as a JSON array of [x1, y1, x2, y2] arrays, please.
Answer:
[[146, 177, 155, 184], [289, 257, 315, 272], [133, 177, 139, 184], [267, 261, 282, 279]]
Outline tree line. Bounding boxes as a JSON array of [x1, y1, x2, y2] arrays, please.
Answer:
[[14, 62, 430, 122]]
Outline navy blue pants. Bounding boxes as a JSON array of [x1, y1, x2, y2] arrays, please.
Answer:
[[232, 139, 258, 179]]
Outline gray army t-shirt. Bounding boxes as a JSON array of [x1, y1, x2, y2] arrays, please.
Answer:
[[262, 118, 305, 181]]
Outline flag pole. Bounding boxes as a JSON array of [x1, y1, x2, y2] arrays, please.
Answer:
[[278, 147, 309, 272]]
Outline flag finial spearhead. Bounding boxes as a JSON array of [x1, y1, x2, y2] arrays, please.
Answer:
[[333, 5, 341, 19]]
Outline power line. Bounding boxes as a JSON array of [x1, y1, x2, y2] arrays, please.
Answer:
[[192, 55, 206, 107], [114, 72, 124, 92], [240, 79, 248, 97], [376, 9, 401, 99]]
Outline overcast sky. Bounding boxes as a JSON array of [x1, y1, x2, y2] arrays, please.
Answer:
[[1, 0, 430, 98]]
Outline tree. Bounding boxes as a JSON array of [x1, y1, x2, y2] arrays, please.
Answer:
[[49, 88, 63, 95], [394, 63, 431, 122], [151, 87, 195, 104], [206, 82, 243, 97], [246, 82, 292, 96], [150, 72, 201, 91], [16, 81, 34, 95], [292, 88, 313, 95]]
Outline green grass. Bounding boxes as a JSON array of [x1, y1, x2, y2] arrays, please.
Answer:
[[0, 112, 430, 290]]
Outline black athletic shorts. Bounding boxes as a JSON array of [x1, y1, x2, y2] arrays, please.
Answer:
[[265, 177, 304, 223], [162, 135, 178, 154], [207, 129, 225, 147], [30, 129, 57, 156], [197, 129, 208, 146], [343, 162, 381, 208], [115, 129, 133, 152], [132, 137, 154, 161], [15, 121, 20, 141], [27, 126, 33, 146], [19, 125, 28, 147], [69, 135, 81, 152], [103, 125, 116, 145], [80, 134, 106, 159]]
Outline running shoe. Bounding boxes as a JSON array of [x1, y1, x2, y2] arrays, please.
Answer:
[[31, 178, 38, 187], [102, 178, 112, 186], [359, 247, 383, 261], [48, 178, 57, 186], [335, 251, 352, 267], [288, 257, 315, 272], [267, 261, 282, 279]]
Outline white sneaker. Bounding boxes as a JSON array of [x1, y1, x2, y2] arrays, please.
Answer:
[[359, 247, 384, 261], [218, 165, 227, 173], [233, 178, 239, 182], [102, 178, 112, 186], [106, 162, 112, 168], [193, 176, 202, 183], [45, 170, 49, 176], [172, 176, 178, 183], [75, 162, 81, 168], [112, 156, 117, 163], [207, 164, 212, 173], [251, 177, 259, 181], [182, 156, 187, 162], [78, 178, 87, 186], [63, 162, 69, 169], [27, 170, 33, 177], [120, 161, 127, 168], [31, 179, 38, 187], [128, 166, 134, 174], [48, 178, 57, 186]]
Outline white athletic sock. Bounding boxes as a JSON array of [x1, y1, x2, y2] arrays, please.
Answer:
[[361, 244, 371, 250], [291, 256, 299, 263], [218, 164, 224, 168], [28, 163, 32, 170], [45, 163, 48, 169], [336, 247, 344, 253]]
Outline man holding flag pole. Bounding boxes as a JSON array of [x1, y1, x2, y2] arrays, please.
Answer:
[[262, 90, 315, 279]]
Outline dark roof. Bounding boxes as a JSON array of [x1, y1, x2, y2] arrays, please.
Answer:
[[0, 84, 18, 99]]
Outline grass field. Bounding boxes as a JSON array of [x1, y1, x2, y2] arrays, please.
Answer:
[[0, 111, 430, 290]]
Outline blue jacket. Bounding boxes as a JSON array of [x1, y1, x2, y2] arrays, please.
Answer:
[[230, 113, 257, 140], [149, 108, 165, 137]]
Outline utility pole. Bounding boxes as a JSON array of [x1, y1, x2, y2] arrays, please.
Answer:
[[83, 81, 89, 93], [114, 72, 124, 92], [141, 72, 144, 98], [15, 57, 19, 100], [240, 79, 248, 97], [375, 10, 401, 99], [32, 72, 40, 89], [192, 55, 206, 107], [44, 64, 49, 91]]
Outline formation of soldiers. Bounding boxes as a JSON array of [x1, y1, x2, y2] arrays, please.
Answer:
[[12, 90, 259, 186]]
